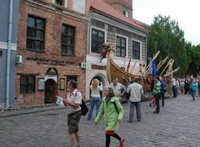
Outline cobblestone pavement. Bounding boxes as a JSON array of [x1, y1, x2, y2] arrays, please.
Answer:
[[0, 94, 200, 147]]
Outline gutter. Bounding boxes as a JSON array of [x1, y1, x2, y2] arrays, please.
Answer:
[[6, 0, 13, 109]]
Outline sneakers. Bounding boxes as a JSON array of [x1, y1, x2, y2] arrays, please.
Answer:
[[119, 138, 125, 147]]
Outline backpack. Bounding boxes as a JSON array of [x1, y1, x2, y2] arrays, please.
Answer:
[[75, 91, 88, 116], [103, 99, 119, 114]]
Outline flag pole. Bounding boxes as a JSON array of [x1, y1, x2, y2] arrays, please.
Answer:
[[160, 59, 172, 76], [130, 61, 137, 74], [126, 58, 131, 73], [123, 57, 127, 70]]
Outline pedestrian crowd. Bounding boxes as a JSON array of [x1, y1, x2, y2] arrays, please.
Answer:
[[62, 75, 200, 147]]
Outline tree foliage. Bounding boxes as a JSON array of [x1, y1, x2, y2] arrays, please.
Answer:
[[147, 15, 188, 76], [185, 42, 200, 76]]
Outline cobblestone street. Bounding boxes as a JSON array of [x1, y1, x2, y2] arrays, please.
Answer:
[[0, 94, 200, 147]]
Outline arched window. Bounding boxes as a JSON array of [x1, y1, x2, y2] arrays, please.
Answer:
[[123, 9, 128, 17]]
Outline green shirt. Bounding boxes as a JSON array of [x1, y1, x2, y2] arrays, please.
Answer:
[[153, 81, 161, 94]]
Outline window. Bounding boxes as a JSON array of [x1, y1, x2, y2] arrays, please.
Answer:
[[27, 16, 45, 52], [123, 9, 128, 17], [132, 40, 140, 60], [116, 36, 126, 57], [91, 28, 105, 53], [66, 75, 77, 83], [20, 75, 35, 94], [55, 0, 62, 5], [61, 25, 75, 55]]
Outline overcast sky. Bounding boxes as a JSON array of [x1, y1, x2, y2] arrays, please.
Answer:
[[133, 0, 200, 45]]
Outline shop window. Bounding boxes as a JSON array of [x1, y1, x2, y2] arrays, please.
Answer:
[[66, 75, 77, 83], [20, 75, 35, 94]]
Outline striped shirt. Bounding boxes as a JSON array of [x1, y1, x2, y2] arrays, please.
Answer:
[[153, 81, 161, 94]]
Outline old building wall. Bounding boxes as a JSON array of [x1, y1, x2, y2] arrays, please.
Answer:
[[16, 0, 87, 106]]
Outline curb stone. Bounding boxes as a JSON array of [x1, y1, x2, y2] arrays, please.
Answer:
[[0, 101, 91, 118]]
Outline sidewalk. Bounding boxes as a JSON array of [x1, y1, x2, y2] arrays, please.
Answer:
[[0, 102, 91, 118]]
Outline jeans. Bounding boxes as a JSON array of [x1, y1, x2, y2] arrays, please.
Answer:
[[87, 96, 101, 120], [161, 91, 165, 107], [154, 94, 160, 113], [172, 86, 177, 97], [191, 90, 196, 101], [129, 102, 141, 122]]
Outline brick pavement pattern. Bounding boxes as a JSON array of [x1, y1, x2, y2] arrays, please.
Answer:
[[0, 94, 200, 147]]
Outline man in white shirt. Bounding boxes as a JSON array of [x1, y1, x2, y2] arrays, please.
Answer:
[[171, 77, 177, 97], [110, 78, 126, 100], [127, 78, 143, 122]]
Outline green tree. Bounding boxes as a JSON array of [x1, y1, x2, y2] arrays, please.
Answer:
[[147, 15, 188, 76], [185, 42, 200, 76]]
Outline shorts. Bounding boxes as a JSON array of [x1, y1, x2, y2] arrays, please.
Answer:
[[67, 111, 81, 134]]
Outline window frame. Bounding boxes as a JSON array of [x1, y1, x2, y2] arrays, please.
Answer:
[[91, 27, 106, 54], [115, 35, 127, 58], [20, 75, 36, 94], [61, 24, 75, 56], [66, 75, 78, 83], [132, 39, 141, 60], [55, 0, 63, 5], [123, 9, 128, 17], [26, 15, 45, 52]]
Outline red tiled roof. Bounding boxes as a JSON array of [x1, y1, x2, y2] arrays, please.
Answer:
[[90, 0, 148, 33]]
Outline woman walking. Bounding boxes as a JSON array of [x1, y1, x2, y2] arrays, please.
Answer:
[[87, 79, 103, 120], [190, 79, 198, 101], [94, 87, 125, 147]]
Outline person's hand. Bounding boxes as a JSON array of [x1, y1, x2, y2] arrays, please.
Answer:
[[122, 76, 125, 79], [94, 122, 97, 126], [63, 99, 69, 105], [117, 119, 121, 123]]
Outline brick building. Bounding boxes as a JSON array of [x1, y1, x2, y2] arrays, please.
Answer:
[[15, 0, 90, 106], [85, 0, 148, 99]]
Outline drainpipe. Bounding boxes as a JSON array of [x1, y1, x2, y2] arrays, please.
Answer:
[[6, 0, 13, 109], [146, 34, 148, 66]]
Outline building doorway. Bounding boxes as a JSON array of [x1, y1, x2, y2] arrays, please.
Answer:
[[45, 79, 56, 104]]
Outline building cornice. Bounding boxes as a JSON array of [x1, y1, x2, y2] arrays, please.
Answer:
[[26, 0, 90, 21], [91, 11, 148, 37]]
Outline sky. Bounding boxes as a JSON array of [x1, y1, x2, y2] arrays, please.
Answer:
[[133, 0, 200, 45]]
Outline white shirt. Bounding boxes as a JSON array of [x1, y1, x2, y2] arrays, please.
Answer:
[[66, 89, 82, 115], [127, 82, 143, 102], [172, 78, 176, 87], [90, 85, 103, 97]]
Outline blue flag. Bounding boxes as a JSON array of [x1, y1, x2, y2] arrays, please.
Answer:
[[151, 60, 157, 77]]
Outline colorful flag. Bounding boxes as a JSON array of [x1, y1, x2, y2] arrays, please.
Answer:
[[151, 60, 157, 77], [100, 48, 107, 62], [126, 58, 131, 72]]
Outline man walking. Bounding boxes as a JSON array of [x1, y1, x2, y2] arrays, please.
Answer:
[[172, 77, 177, 97], [127, 78, 143, 122], [153, 77, 161, 114], [160, 77, 166, 107]]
